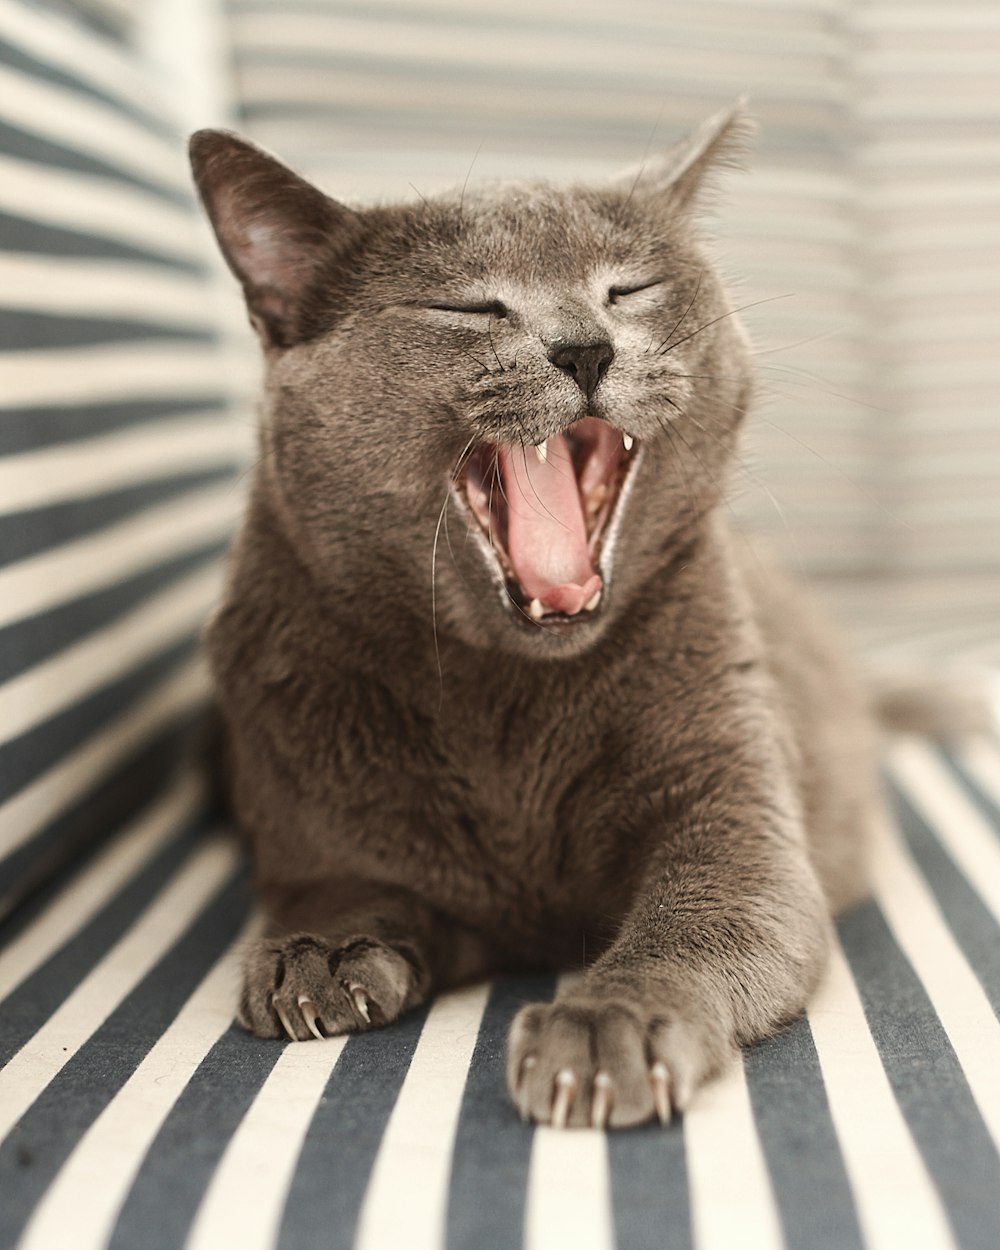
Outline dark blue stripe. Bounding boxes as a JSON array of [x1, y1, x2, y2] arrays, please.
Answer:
[[607, 1118, 691, 1250], [838, 900, 1000, 1250], [0, 469, 233, 568], [0, 310, 213, 351], [446, 975, 556, 1250], [0, 210, 205, 275], [0, 635, 198, 805], [887, 776, 1000, 1021], [274, 1003, 432, 1250], [108, 1022, 284, 1250], [0, 39, 175, 141], [0, 712, 208, 919], [0, 864, 250, 1247], [29, 0, 130, 42], [0, 395, 226, 454], [0, 119, 191, 208], [0, 543, 226, 685], [941, 747, 1000, 845], [743, 1016, 865, 1250]]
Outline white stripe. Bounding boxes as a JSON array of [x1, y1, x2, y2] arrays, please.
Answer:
[[524, 1127, 614, 1250], [870, 809, 1000, 1153], [0, 482, 238, 629], [0, 342, 228, 409], [16, 915, 262, 1250], [0, 834, 239, 1141], [521, 973, 614, 1250], [353, 983, 490, 1250], [0, 769, 204, 1000], [807, 936, 958, 1250], [886, 737, 1000, 927], [0, 658, 206, 865], [0, 63, 187, 193], [0, 417, 243, 513], [684, 1059, 784, 1250], [0, 562, 222, 747], [0, 254, 215, 327], [0, 153, 201, 264], [185, 1032, 347, 1250]]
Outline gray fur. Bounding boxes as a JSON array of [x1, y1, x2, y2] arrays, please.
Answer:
[[190, 108, 881, 1128]]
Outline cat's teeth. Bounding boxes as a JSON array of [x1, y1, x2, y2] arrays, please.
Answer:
[[534, 439, 549, 464], [623, 433, 634, 452], [585, 588, 602, 612], [527, 598, 546, 620]]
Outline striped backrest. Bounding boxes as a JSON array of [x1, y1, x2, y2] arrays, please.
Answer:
[[0, 0, 246, 915], [223, 0, 1000, 584]]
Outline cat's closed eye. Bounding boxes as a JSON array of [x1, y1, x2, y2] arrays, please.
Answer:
[[607, 280, 662, 305], [424, 300, 509, 318]]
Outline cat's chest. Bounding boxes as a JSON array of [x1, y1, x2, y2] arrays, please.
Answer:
[[341, 683, 639, 904]]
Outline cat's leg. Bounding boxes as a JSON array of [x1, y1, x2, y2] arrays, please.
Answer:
[[507, 725, 832, 1127], [238, 879, 486, 1041]]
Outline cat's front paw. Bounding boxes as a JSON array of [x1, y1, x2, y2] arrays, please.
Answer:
[[506, 995, 735, 1129], [237, 933, 423, 1041]]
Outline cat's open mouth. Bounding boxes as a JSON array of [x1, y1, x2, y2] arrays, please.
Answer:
[[457, 416, 639, 624]]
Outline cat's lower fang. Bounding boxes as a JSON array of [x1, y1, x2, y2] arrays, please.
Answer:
[[527, 589, 601, 620]]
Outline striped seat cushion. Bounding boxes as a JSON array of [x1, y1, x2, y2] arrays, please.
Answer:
[[0, 0, 246, 915], [1, 734, 999, 1250]]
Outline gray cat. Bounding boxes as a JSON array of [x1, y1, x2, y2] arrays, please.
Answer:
[[190, 105, 881, 1129]]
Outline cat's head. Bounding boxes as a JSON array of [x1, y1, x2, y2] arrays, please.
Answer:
[[191, 107, 754, 660]]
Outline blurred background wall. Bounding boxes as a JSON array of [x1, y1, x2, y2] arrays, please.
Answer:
[[217, 0, 1000, 663]]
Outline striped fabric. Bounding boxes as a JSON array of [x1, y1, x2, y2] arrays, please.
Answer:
[[0, 0, 248, 916], [222, 0, 1000, 590], [2, 732, 999, 1250]]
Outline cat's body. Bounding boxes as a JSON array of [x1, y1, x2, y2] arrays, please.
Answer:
[[192, 107, 882, 1128]]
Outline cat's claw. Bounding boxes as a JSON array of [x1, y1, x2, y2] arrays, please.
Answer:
[[591, 1071, 613, 1129], [517, 1055, 538, 1122], [349, 983, 371, 1024], [551, 1068, 577, 1129], [650, 1061, 672, 1125], [297, 995, 325, 1040], [272, 995, 297, 1041]]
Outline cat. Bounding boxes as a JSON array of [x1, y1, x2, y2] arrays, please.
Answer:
[[189, 104, 881, 1129]]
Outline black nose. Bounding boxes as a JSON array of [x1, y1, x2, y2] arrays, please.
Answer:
[[547, 340, 614, 398]]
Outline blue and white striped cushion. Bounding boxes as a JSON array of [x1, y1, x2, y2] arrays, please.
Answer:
[[1, 734, 999, 1249], [0, 0, 244, 915]]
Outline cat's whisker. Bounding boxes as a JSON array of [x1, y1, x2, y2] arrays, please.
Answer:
[[486, 318, 506, 373], [657, 293, 794, 357], [432, 438, 480, 703], [653, 269, 704, 355], [678, 407, 794, 547]]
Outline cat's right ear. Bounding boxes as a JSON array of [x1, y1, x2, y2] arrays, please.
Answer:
[[616, 101, 754, 213], [189, 130, 362, 348]]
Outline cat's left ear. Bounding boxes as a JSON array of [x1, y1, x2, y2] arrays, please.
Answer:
[[616, 100, 754, 211]]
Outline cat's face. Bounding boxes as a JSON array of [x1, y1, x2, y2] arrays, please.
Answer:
[[191, 109, 753, 659]]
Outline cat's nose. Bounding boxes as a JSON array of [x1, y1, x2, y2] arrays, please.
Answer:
[[547, 340, 614, 398]]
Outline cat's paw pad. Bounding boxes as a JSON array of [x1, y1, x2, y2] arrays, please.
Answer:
[[507, 997, 731, 1129], [237, 933, 421, 1041]]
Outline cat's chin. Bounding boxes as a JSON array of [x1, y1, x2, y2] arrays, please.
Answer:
[[453, 416, 641, 639]]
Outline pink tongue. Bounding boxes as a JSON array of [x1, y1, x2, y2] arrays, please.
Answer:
[[499, 434, 602, 615]]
